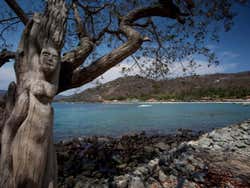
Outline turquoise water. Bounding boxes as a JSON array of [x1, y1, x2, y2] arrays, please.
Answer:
[[53, 103, 250, 141]]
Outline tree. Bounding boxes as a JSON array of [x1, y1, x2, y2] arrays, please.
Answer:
[[0, 0, 247, 187]]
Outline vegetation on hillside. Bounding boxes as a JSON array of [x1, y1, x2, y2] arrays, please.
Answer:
[[60, 71, 250, 102]]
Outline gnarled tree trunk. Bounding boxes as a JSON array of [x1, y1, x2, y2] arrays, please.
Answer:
[[0, 0, 67, 187], [0, 0, 188, 187]]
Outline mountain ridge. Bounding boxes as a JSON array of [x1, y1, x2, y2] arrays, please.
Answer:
[[43, 71, 250, 102]]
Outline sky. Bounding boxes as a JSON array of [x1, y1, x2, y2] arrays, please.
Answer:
[[0, 1, 250, 95]]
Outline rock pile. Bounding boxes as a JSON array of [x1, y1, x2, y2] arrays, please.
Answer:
[[112, 120, 250, 188], [56, 129, 201, 187], [56, 120, 250, 188]]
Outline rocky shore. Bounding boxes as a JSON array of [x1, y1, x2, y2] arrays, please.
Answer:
[[56, 120, 250, 188]]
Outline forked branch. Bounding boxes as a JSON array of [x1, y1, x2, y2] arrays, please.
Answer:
[[61, 2, 94, 70], [58, 2, 190, 92]]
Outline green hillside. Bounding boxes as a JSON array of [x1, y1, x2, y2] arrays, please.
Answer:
[[59, 71, 250, 102]]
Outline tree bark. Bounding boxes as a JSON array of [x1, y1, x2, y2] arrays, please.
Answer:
[[0, 0, 67, 187], [0, 0, 189, 187]]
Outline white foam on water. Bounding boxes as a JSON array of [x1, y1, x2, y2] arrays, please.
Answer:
[[137, 104, 152, 108]]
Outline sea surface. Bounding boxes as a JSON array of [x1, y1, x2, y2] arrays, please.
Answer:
[[53, 102, 250, 141]]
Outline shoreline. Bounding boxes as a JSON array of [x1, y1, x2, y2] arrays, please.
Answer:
[[103, 101, 250, 104], [56, 128, 203, 187], [55, 100, 250, 104], [56, 120, 250, 188]]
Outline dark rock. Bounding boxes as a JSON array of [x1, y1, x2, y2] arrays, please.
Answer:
[[56, 122, 250, 187], [143, 146, 154, 153], [154, 142, 170, 151], [235, 143, 247, 148], [112, 154, 123, 164], [244, 139, 250, 145], [192, 172, 206, 183]]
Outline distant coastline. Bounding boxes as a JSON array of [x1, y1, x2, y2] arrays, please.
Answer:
[[56, 98, 250, 104], [102, 98, 250, 103], [57, 72, 250, 103]]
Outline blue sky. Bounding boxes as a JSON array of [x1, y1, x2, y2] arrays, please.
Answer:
[[0, 1, 249, 94], [213, 4, 250, 73]]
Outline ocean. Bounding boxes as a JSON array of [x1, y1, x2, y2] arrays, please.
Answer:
[[53, 102, 250, 141]]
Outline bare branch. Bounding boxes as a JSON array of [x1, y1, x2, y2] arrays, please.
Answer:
[[61, 37, 94, 69], [0, 13, 32, 24], [150, 20, 162, 46], [77, 1, 112, 40], [4, 0, 29, 25], [59, 1, 94, 89], [106, 29, 123, 40], [58, 3, 189, 92], [131, 55, 146, 74], [0, 49, 15, 68], [0, 21, 20, 41], [93, 12, 112, 42], [78, 2, 110, 14], [60, 2, 94, 70], [72, 1, 88, 38]]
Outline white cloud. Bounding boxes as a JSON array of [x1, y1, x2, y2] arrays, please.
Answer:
[[220, 51, 240, 59], [0, 57, 239, 96], [62, 62, 141, 95], [205, 44, 240, 60], [62, 58, 238, 96], [0, 64, 16, 90], [97, 63, 141, 83], [167, 60, 233, 77]]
